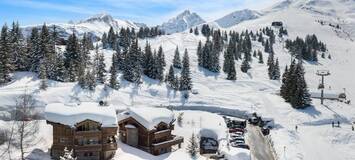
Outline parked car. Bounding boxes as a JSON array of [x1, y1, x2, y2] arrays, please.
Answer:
[[230, 141, 245, 147], [229, 128, 245, 133], [230, 131, 244, 137], [234, 144, 250, 150], [230, 137, 245, 143]]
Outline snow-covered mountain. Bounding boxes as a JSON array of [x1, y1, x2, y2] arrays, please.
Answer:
[[159, 10, 206, 34], [215, 9, 262, 28], [22, 13, 146, 39]]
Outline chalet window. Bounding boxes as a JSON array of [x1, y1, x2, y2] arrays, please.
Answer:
[[59, 137, 67, 143]]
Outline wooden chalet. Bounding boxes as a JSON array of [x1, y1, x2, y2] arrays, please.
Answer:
[[45, 102, 118, 160], [117, 107, 183, 155]]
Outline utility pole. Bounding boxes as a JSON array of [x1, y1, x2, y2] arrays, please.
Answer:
[[316, 70, 330, 105]]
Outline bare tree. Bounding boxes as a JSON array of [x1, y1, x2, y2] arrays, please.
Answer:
[[13, 93, 39, 160]]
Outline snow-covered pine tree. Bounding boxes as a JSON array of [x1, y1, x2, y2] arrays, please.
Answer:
[[264, 39, 270, 53], [60, 147, 76, 160], [180, 49, 192, 91], [224, 49, 236, 80], [143, 42, 154, 78], [186, 133, 199, 158], [240, 57, 251, 73], [0, 24, 13, 84], [65, 32, 80, 82], [272, 58, 280, 80], [39, 60, 48, 90], [94, 45, 106, 84], [280, 65, 289, 99], [123, 39, 141, 83], [157, 45, 166, 67], [194, 27, 199, 35], [85, 68, 96, 91], [197, 41, 203, 66], [173, 46, 182, 69], [291, 62, 311, 108], [155, 47, 165, 81], [54, 53, 66, 82], [267, 51, 275, 79], [40, 24, 57, 80], [9, 21, 26, 71], [166, 65, 178, 89], [258, 50, 264, 64], [28, 27, 41, 72], [109, 65, 119, 90]]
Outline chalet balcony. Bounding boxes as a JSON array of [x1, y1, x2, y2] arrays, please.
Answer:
[[153, 129, 171, 139], [152, 135, 184, 150], [74, 144, 102, 152], [75, 130, 102, 137]]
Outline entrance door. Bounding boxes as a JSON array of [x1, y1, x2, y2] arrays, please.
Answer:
[[126, 127, 138, 147]]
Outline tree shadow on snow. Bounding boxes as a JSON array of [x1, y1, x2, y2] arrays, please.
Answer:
[[297, 105, 321, 118], [198, 67, 220, 80]]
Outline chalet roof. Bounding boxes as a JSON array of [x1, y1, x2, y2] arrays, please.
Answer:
[[45, 102, 117, 127], [117, 107, 174, 130]]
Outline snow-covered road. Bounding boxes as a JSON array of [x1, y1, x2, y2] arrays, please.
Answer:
[[247, 125, 275, 160]]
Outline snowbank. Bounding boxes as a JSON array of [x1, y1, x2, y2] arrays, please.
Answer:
[[45, 102, 117, 127]]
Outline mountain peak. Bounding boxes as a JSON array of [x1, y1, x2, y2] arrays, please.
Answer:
[[215, 9, 261, 28], [160, 10, 205, 34], [80, 13, 114, 24]]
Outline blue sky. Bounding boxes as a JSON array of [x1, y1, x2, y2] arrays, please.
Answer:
[[0, 0, 279, 26]]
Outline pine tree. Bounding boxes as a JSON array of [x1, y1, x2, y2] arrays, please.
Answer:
[[9, 21, 26, 71], [240, 58, 251, 73], [143, 42, 154, 78], [109, 65, 119, 90], [180, 49, 192, 91], [272, 59, 280, 80], [0, 24, 13, 84], [291, 62, 312, 108], [94, 45, 106, 84], [173, 46, 182, 69], [258, 50, 264, 64], [28, 27, 41, 72], [39, 60, 48, 90], [189, 28, 193, 33], [194, 27, 199, 35], [86, 68, 96, 91], [153, 49, 165, 81], [166, 65, 178, 89], [186, 133, 199, 158], [123, 39, 141, 83], [65, 32, 80, 82], [223, 40, 237, 80], [197, 41, 203, 66], [280, 65, 289, 99], [157, 45, 166, 67]]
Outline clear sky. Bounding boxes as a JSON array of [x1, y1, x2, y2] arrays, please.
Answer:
[[0, 0, 279, 26]]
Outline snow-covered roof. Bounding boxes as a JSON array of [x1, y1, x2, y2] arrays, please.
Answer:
[[200, 128, 219, 139], [118, 107, 174, 130], [45, 102, 117, 127]]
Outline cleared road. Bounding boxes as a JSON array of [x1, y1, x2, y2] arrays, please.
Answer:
[[247, 124, 275, 160]]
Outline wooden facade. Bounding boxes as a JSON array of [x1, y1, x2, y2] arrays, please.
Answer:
[[118, 117, 183, 155], [47, 119, 118, 160]]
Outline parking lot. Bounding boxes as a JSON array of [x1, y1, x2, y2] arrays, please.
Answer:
[[224, 116, 276, 160]]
